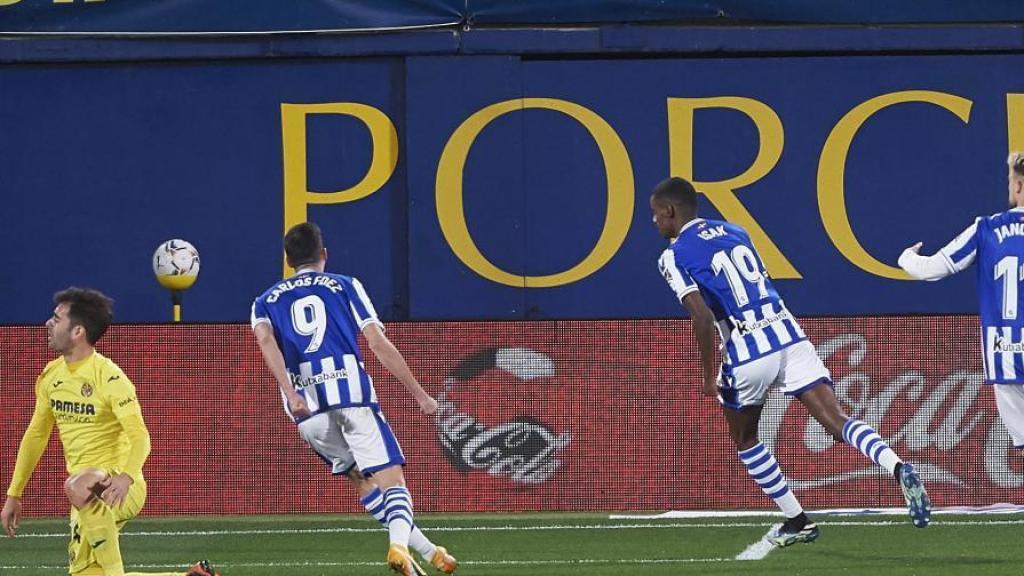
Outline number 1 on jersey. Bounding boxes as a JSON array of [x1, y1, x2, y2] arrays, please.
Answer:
[[291, 295, 327, 353], [995, 255, 1024, 320]]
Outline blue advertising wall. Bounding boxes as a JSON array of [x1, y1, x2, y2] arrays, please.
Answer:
[[3, 52, 1023, 322], [0, 59, 406, 321]]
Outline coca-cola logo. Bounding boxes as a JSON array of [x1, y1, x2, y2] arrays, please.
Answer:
[[434, 347, 572, 484], [760, 334, 1022, 489]]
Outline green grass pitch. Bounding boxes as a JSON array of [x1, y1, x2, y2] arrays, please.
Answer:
[[1, 513, 1022, 575]]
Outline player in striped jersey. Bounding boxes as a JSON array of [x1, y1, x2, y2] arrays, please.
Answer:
[[899, 152, 1024, 453], [651, 177, 931, 545], [251, 222, 456, 576]]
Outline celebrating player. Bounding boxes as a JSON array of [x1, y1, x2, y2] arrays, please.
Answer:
[[650, 177, 931, 546], [251, 222, 457, 576], [898, 152, 1024, 453], [0, 287, 219, 576]]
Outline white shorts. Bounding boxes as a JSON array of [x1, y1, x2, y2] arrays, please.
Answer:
[[718, 340, 832, 410], [994, 384, 1024, 448], [297, 406, 406, 476]]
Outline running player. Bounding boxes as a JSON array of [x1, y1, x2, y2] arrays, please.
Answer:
[[251, 222, 457, 576], [898, 152, 1024, 452], [651, 177, 931, 546], [1, 287, 219, 576]]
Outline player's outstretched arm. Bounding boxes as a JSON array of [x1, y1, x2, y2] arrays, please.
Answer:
[[682, 291, 719, 397], [898, 242, 957, 281], [900, 219, 978, 281], [253, 323, 312, 419], [363, 323, 438, 415]]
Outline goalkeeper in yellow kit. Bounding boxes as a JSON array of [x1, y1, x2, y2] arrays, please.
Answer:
[[1, 288, 220, 576]]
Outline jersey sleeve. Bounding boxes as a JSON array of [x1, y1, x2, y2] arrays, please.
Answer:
[[103, 365, 143, 421], [250, 296, 272, 330], [100, 363, 149, 479], [349, 278, 383, 329], [118, 414, 151, 480], [6, 374, 55, 498], [658, 248, 699, 304], [938, 218, 981, 273]]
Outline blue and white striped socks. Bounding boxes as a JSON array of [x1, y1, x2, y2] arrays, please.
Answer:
[[359, 487, 388, 525], [360, 488, 436, 559], [738, 442, 803, 518], [842, 419, 900, 474], [737, 421, 901, 519], [382, 486, 415, 548]]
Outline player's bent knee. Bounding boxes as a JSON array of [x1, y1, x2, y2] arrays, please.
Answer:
[[345, 467, 377, 496], [727, 425, 760, 450], [370, 465, 406, 490], [64, 469, 107, 509]]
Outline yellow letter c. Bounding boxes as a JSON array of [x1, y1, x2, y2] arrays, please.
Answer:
[[818, 91, 972, 279]]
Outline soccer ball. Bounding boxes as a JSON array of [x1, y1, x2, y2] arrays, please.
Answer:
[[153, 239, 200, 291]]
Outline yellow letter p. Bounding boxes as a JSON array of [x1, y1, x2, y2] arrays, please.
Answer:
[[280, 102, 398, 276]]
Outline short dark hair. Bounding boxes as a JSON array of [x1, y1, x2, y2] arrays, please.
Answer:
[[54, 287, 113, 345], [651, 177, 698, 209], [285, 222, 324, 268]]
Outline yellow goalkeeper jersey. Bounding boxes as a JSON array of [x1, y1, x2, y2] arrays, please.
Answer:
[[6, 351, 149, 497]]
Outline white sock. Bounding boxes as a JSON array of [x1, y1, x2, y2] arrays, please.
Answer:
[[383, 486, 414, 546], [842, 419, 901, 475], [738, 442, 803, 518], [362, 488, 436, 559]]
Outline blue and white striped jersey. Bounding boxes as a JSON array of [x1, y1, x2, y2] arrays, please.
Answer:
[[659, 218, 806, 366], [937, 207, 1024, 384], [251, 269, 381, 420]]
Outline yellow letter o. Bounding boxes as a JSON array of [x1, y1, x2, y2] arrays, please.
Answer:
[[436, 98, 634, 288]]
